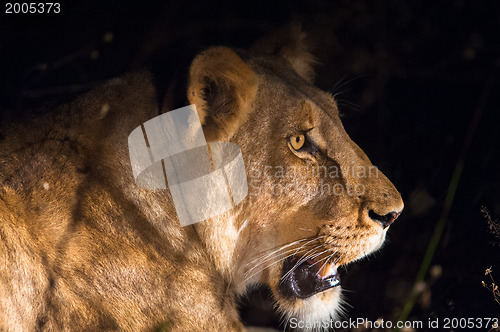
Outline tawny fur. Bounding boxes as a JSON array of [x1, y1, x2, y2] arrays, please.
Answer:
[[0, 28, 403, 331]]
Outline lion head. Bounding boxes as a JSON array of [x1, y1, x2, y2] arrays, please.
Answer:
[[186, 26, 404, 328]]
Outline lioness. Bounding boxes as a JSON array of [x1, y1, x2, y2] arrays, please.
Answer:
[[0, 27, 403, 331]]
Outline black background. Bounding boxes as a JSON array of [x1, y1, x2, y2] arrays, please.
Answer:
[[1, 0, 500, 330]]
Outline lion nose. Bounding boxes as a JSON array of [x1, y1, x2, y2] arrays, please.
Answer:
[[368, 210, 401, 229]]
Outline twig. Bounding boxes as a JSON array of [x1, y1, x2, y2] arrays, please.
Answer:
[[482, 267, 500, 306], [482, 207, 500, 244]]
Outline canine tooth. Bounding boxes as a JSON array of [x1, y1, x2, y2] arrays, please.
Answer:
[[318, 263, 337, 279]]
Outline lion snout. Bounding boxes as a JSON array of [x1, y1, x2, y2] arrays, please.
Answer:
[[368, 209, 402, 229]]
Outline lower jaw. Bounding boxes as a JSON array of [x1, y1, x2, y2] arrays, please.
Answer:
[[277, 256, 342, 300]]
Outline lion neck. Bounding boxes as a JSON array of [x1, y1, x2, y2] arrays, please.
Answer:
[[193, 212, 248, 283]]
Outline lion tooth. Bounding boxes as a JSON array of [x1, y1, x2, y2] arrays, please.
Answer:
[[318, 263, 338, 279]]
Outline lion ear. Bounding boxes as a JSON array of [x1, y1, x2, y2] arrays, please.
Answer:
[[252, 23, 317, 82], [187, 47, 258, 140]]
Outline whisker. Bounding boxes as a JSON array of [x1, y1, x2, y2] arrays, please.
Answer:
[[245, 239, 322, 274], [245, 238, 310, 267], [281, 245, 321, 281], [245, 236, 326, 275], [245, 246, 307, 277], [244, 235, 328, 284], [278, 234, 344, 282], [314, 252, 338, 278], [330, 74, 369, 96], [243, 249, 304, 283]]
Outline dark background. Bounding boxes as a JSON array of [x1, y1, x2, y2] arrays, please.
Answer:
[[1, 1, 499, 330]]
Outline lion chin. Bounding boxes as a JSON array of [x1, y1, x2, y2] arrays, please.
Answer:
[[279, 288, 344, 329]]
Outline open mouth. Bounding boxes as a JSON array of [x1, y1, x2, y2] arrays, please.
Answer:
[[278, 256, 341, 299]]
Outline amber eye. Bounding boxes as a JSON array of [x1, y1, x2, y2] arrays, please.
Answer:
[[290, 134, 305, 150]]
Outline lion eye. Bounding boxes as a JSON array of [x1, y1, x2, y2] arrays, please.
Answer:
[[290, 134, 305, 150]]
